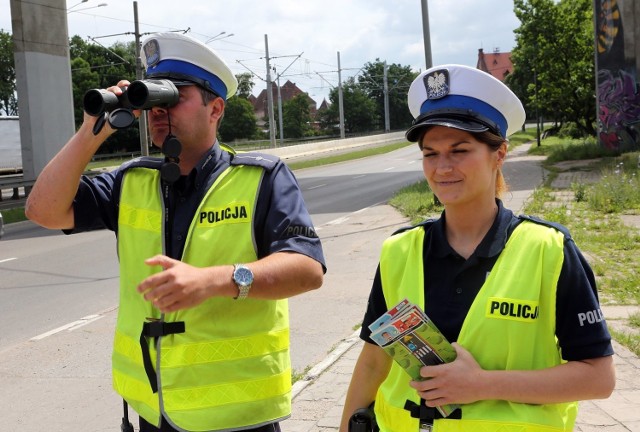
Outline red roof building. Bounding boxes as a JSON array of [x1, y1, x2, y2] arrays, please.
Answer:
[[476, 48, 513, 82], [252, 80, 317, 124]]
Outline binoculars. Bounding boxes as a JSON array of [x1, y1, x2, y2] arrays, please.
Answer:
[[83, 79, 180, 116], [83, 79, 180, 133]]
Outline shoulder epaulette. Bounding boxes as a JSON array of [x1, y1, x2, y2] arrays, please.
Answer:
[[391, 218, 437, 236], [120, 156, 164, 171], [230, 152, 280, 172], [518, 214, 572, 240]]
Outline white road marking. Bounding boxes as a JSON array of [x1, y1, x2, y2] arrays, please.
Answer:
[[0, 258, 17, 264], [30, 313, 105, 341], [384, 166, 395, 171], [307, 184, 327, 190], [315, 201, 385, 231]]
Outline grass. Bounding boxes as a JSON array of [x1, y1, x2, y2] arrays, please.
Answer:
[[291, 365, 312, 384], [286, 141, 411, 170], [507, 127, 537, 150], [388, 180, 441, 224], [2, 207, 26, 224], [527, 135, 619, 163]]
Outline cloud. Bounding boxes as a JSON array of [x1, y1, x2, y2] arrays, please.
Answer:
[[2, 0, 519, 104]]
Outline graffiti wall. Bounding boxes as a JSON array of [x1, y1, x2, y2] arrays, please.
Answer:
[[594, 0, 640, 151]]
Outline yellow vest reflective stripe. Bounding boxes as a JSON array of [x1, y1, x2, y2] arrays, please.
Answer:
[[114, 165, 291, 431], [376, 221, 577, 432]]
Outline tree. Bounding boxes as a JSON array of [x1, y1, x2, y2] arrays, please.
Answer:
[[218, 73, 259, 142], [357, 59, 417, 130], [235, 72, 255, 99], [322, 77, 378, 133], [509, 0, 596, 136], [70, 36, 138, 152], [0, 30, 17, 116], [219, 97, 258, 142], [282, 94, 313, 138]]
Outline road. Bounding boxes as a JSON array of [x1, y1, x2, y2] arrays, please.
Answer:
[[0, 144, 424, 366]]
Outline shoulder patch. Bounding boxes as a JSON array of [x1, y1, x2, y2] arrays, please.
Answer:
[[230, 152, 280, 172], [391, 218, 436, 236], [120, 156, 164, 172], [518, 214, 572, 240]]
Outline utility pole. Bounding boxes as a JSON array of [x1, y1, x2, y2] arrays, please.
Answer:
[[383, 61, 390, 133], [269, 52, 302, 147], [337, 51, 345, 139], [133, 1, 149, 156], [421, 0, 433, 68], [264, 34, 277, 148], [275, 67, 284, 147]]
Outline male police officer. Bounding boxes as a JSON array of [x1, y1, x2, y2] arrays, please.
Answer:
[[26, 32, 325, 432]]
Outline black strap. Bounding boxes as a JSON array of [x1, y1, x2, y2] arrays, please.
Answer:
[[139, 321, 186, 393], [404, 399, 462, 423], [142, 321, 186, 338], [121, 399, 134, 432]]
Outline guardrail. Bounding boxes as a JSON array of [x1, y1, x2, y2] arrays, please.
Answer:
[[0, 174, 33, 210]]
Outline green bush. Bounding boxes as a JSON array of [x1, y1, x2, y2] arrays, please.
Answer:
[[587, 162, 640, 213]]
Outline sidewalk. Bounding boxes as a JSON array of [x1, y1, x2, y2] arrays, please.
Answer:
[[283, 144, 640, 432]]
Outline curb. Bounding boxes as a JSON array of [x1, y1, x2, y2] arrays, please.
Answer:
[[292, 329, 361, 400]]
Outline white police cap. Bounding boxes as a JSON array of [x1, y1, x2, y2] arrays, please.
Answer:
[[141, 32, 238, 100], [406, 64, 525, 142]]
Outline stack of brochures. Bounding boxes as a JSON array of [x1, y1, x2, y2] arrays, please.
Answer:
[[369, 298, 459, 417]]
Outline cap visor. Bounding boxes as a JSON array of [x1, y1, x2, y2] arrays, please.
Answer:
[[405, 118, 490, 142]]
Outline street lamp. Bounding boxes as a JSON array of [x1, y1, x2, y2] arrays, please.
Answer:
[[205, 32, 234, 44], [66, 0, 88, 11], [68, 2, 107, 13]]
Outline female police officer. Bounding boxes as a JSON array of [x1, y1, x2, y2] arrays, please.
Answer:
[[340, 64, 615, 432]]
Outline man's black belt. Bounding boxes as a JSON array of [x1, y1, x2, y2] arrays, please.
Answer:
[[139, 320, 185, 393]]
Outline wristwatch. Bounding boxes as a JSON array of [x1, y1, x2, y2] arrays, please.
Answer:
[[232, 264, 253, 300]]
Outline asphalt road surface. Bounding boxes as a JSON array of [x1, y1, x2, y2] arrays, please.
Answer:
[[0, 144, 424, 367]]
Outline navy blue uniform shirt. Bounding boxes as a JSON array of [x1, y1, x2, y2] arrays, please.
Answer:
[[361, 200, 613, 361], [69, 142, 326, 270]]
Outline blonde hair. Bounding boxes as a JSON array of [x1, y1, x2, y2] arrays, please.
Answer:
[[472, 131, 508, 198]]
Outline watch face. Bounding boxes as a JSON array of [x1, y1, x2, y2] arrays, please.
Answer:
[[234, 266, 253, 286]]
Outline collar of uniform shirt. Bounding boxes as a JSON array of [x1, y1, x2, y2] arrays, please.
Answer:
[[192, 142, 224, 191], [428, 200, 514, 259]]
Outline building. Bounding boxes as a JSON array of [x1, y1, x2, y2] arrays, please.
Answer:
[[251, 80, 317, 129], [476, 48, 513, 82]]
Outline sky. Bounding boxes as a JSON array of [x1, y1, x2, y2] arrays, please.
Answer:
[[2, 0, 521, 105]]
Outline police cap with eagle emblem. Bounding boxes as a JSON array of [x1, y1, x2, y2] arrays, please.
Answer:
[[405, 64, 525, 142], [140, 32, 238, 101]]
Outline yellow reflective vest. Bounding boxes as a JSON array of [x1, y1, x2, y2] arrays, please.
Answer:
[[375, 220, 577, 432], [113, 163, 291, 431]]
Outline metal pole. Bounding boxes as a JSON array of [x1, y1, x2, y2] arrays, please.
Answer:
[[535, 68, 541, 147], [134, 1, 149, 156], [383, 61, 390, 133], [337, 51, 345, 139], [276, 69, 284, 146], [264, 34, 277, 148], [421, 0, 433, 68]]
